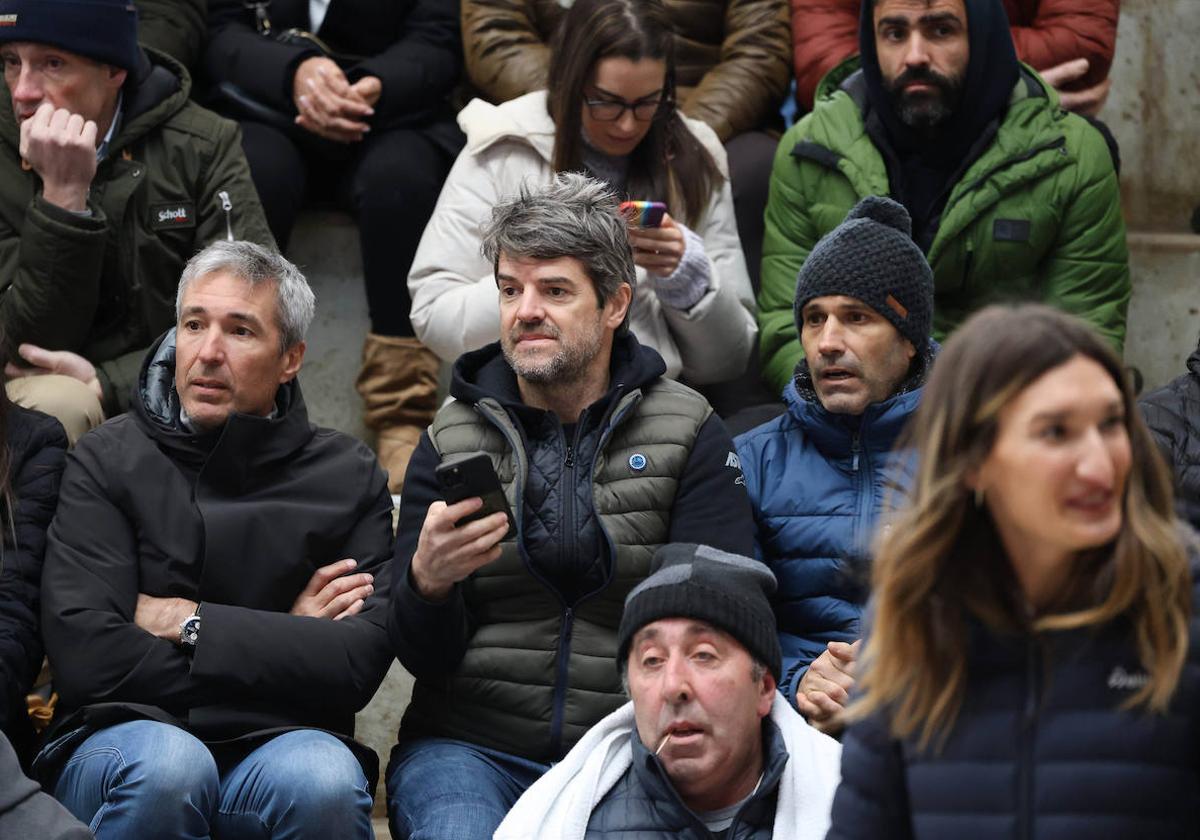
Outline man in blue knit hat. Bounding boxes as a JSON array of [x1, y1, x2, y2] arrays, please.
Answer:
[[736, 195, 935, 735], [0, 0, 271, 443]]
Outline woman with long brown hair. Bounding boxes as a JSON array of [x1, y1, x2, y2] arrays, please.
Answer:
[[406, 0, 756, 389], [828, 304, 1200, 839]]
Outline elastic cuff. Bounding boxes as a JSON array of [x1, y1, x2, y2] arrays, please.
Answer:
[[652, 224, 711, 311]]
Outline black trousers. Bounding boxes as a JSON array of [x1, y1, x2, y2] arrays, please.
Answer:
[[239, 119, 465, 337]]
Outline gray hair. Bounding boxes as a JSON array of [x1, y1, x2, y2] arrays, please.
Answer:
[[175, 241, 315, 351], [480, 172, 635, 312]]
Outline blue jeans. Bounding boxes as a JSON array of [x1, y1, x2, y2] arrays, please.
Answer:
[[51, 720, 373, 839], [386, 738, 550, 840]]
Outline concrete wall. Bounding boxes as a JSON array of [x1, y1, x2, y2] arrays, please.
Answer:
[[1107, 0, 1200, 389]]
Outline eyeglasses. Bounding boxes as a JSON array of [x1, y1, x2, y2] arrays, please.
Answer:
[[584, 94, 667, 122]]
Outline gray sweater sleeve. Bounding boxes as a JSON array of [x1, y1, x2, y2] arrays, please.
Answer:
[[652, 223, 712, 312]]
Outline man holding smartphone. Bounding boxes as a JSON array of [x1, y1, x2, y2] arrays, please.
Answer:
[[387, 173, 755, 840]]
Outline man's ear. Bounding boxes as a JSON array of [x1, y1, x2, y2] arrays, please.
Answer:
[[106, 65, 127, 91], [902, 336, 916, 363], [757, 669, 777, 718], [279, 341, 306, 383], [604, 283, 633, 331]]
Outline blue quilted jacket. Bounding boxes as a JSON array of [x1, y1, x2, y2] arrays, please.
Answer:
[[735, 365, 924, 704]]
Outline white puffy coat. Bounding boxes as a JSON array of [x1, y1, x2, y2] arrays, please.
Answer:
[[407, 91, 757, 384]]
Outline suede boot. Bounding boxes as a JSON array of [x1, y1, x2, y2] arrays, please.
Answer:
[[356, 334, 441, 492]]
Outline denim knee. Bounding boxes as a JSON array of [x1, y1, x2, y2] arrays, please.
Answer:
[[217, 729, 372, 838], [54, 720, 218, 835]]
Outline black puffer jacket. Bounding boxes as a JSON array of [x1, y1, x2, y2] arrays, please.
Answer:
[[1140, 346, 1200, 530], [585, 721, 786, 838], [36, 331, 394, 787], [828, 568, 1200, 840], [0, 407, 67, 763]]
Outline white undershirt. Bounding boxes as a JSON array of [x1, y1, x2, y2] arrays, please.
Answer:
[[309, 0, 331, 33]]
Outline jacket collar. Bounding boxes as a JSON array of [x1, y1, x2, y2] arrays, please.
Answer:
[[630, 716, 789, 828], [449, 330, 667, 426], [132, 329, 314, 484]]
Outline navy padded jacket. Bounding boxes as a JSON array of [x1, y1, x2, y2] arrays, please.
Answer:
[[828, 567, 1200, 840], [735, 370, 923, 704]]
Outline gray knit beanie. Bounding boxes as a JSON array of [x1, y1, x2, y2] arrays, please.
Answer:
[[617, 544, 782, 681], [793, 196, 934, 351]]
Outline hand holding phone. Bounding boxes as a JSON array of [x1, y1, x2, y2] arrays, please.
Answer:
[[625, 205, 685, 278], [410, 453, 515, 601]]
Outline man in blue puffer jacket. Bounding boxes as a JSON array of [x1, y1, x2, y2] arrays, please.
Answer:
[[736, 195, 934, 734]]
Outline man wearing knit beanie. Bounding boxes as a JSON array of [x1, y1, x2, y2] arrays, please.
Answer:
[[0, 0, 271, 444], [735, 195, 934, 735], [493, 543, 842, 840]]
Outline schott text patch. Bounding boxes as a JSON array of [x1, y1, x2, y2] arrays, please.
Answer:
[[150, 202, 196, 230]]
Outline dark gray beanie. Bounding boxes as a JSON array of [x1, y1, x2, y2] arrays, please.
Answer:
[[0, 0, 140, 73], [617, 544, 782, 681], [793, 196, 934, 351]]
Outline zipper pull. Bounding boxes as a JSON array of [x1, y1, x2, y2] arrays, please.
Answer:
[[217, 190, 234, 242], [564, 445, 574, 468], [851, 435, 861, 472]]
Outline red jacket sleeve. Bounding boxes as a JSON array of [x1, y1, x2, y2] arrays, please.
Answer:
[[791, 0, 861, 111], [1004, 0, 1119, 89]]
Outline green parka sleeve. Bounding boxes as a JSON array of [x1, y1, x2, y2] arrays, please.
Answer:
[[758, 125, 820, 397], [1038, 120, 1130, 350]]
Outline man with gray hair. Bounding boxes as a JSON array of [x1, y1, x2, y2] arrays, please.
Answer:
[[386, 173, 754, 840], [35, 241, 394, 838]]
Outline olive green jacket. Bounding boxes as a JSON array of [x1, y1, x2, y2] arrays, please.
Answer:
[[401, 380, 714, 761], [0, 49, 272, 413], [759, 59, 1130, 395]]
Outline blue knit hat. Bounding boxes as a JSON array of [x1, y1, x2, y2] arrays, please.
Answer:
[[0, 0, 140, 72]]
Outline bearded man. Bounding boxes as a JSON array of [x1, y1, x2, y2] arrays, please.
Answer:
[[757, 0, 1129, 396]]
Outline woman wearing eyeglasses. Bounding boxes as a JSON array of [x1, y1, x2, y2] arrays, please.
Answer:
[[406, 0, 756, 388], [827, 305, 1200, 839]]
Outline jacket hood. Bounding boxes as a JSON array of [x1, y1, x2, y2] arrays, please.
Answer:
[[449, 330, 668, 420], [133, 328, 314, 474], [457, 91, 557, 162], [857, 0, 1019, 163], [0, 45, 190, 152], [784, 339, 935, 452]]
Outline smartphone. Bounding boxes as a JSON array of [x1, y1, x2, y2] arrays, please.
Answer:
[[435, 451, 516, 540], [620, 200, 667, 228]]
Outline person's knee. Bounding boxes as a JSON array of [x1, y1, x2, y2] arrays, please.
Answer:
[[386, 740, 516, 840], [354, 132, 443, 215], [252, 731, 370, 820], [6, 375, 103, 446], [66, 721, 218, 804]]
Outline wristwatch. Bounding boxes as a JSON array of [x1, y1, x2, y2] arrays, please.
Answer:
[[179, 603, 202, 649]]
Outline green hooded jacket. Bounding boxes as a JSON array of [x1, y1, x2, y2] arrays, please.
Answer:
[[759, 58, 1130, 396], [0, 49, 273, 414]]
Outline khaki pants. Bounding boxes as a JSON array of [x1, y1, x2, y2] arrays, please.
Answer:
[[7, 375, 105, 445]]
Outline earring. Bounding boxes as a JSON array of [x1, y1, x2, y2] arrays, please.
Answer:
[[974, 486, 985, 509]]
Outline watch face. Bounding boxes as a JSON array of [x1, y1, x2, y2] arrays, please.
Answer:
[[182, 616, 201, 646]]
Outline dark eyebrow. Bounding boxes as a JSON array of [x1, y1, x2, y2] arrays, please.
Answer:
[[590, 85, 665, 103], [919, 11, 962, 27]]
